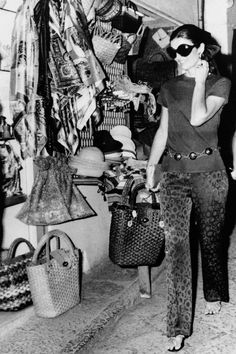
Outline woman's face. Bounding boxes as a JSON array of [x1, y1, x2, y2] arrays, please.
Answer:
[[170, 37, 203, 73]]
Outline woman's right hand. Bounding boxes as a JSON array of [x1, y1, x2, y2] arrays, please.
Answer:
[[230, 168, 236, 180], [195, 59, 209, 83]]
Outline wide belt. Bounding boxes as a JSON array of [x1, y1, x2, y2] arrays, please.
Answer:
[[164, 147, 219, 161]]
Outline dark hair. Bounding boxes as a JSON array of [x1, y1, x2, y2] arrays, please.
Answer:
[[170, 24, 214, 46]]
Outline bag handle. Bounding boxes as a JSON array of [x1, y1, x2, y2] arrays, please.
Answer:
[[31, 229, 76, 265], [136, 24, 145, 37], [125, 1, 138, 13], [120, 175, 135, 206], [93, 23, 122, 45], [7, 238, 35, 259], [130, 182, 159, 209]]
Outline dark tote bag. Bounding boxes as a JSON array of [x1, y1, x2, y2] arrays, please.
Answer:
[[111, 1, 142, 33], [109, 178, 165, 267]]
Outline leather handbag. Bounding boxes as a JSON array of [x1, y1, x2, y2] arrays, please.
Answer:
[[109, 177, 165, 267], [0, 238, 35, 311], [27, 229, 81, 318]]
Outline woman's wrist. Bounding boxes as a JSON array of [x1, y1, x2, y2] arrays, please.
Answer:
[[147, 162, 157, 169], [229, 166, 236, 180]]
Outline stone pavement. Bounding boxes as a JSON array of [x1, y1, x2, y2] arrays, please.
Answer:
[[0, 253, 164, 353], [81, 225, 236, 354]]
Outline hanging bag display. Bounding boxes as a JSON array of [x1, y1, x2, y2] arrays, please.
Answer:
[[128, 24, 146, 56], [92, 23, 122, 65], [95, 0, 122, 22], [113, 34, 133, 64], [109, 177, 165, 267], [16, 155, 96, 226], [152, 28, 170, 49], [111, 1, 142, 33], [27, 229, 81, 318], [0, 238, 35, 311]]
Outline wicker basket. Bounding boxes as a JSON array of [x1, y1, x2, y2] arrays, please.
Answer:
[[27, 230, 81, 318], [92, 25, 122, 65], [0, 238, 35, 311], [109, 178, 165, 267]]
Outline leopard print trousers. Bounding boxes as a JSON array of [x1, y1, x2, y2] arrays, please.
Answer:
[[159, 170, 229, 337]]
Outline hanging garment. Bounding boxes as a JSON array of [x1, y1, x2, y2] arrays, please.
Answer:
[[10, 0, 41, 159], [0, 142, 22, 198], [47, 0, 106, 154], [16, 155, 96, 226]]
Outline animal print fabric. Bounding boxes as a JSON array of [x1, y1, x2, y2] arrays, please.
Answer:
[[159, 170, 229, 337]]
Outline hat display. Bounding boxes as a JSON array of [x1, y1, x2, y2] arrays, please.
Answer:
[[96, 0, 122, 22], [69, 147, 109, 178], [104, 151, 123, 163], [110, 125, 132, 139], [122, 150, 137, 159], [110, 125, 136, 160], [112, 135, 136, 154], [93, 130, 123, 153]]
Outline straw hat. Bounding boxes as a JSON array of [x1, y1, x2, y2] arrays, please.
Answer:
[[96, 0, 122, 22], [110, 125, 132, 139], [69, 147, 109, 178], [112, 135, 136, 156]]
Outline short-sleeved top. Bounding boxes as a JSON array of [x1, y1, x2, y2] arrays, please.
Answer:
[[157, 74, 231, 172]]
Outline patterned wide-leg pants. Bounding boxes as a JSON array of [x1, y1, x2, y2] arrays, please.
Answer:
[[159, 170, 229, 338]]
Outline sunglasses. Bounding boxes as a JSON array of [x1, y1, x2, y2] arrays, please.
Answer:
[[167, 44, 196, 59]]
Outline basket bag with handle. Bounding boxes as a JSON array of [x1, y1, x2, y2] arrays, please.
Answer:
[[0, 238, 35, 311], [92, 23, 122, 65], [27, 230, 81, 318], [109, 177, 165, 267]]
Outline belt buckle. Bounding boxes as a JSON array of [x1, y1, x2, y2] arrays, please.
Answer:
[[205, 147, 213, 155], [189, 152, 197, 160], [174, 153, 182, 161]]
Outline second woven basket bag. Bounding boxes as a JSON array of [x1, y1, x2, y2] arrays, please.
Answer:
[[27, 230, 81, 318]]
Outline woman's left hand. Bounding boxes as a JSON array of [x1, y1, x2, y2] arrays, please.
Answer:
[[195, 59, 209, 83]]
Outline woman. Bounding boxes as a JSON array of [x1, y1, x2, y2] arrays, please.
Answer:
[[146, 24, 231, 351]]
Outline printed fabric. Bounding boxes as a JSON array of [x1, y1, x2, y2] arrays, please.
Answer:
[[10, 0, 41, 159]]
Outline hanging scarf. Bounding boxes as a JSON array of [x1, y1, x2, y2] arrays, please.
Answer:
[[9, 0, 48, 159], [47, 0, 105, 154]]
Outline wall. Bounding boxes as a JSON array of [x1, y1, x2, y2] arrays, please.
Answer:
[[134, 0, 199, 25], [48, 186, 111, 273], [204, 0, 232, 54]]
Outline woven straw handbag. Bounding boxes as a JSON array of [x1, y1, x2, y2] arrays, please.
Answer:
[[92, 24, 122, 65], [109, 178, 165, 267], [27, 230, 81, 318], [0, 238, 35, 311]]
